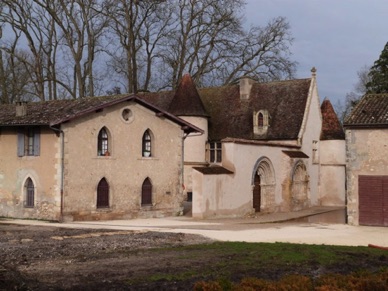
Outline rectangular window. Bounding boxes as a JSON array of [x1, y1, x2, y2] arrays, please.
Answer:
[[18, 127, 40, 157], [312, 140, 319, 164], [209, 142, 222, 163]]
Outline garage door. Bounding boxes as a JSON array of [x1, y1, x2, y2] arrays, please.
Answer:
[[358, 175, 388, 226]]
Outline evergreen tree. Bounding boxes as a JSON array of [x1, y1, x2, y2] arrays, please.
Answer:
[[366, 42, 388, 93]]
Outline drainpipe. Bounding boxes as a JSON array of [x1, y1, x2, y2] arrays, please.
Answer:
[[49, 125, 64, 222], [181, 133, 188, 195]]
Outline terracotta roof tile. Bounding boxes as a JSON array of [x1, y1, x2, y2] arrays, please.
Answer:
[[167, 74, 208, 117], [344, 94, 388, 127], [320, 99, 345, 140], [0, 94, 202, 134], [193, 166, 234, 175], [282, 150, 309, 158], [199, 78, 312, 140], [0, 77, 314, 141]]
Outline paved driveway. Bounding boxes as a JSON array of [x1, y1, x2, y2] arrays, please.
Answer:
[[1, 207, 388, 247]]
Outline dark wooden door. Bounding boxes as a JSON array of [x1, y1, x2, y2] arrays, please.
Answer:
[[142, 178, 152, 205], [97, 178, 109, 208], [253, 175, 261, 212], [359, 175, 388, 226]]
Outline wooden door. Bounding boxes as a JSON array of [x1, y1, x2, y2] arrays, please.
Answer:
[[253, 175, 261, 212]]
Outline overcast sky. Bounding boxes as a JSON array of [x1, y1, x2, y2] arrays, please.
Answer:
[[244, 0, 388, 105]]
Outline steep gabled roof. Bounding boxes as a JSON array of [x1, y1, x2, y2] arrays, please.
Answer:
[[0, 94, 203, 134], [142, 77, 312, 141], [320, 99, 345, 140], [167, 74, 208, 117], [199, 78, 312, 140], [344, 94, 388, 128]]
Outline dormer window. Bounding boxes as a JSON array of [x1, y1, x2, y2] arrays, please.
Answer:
[[253, 110, 269, 135], [258, 113, 264, 127]]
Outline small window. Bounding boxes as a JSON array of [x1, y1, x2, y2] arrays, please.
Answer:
[[24, 178, 35, 208], [142, 129, 152, 157], [98, 127, 110, 156], [17, 127, 40, 157], [97, 178, 109, 208], [253, 110, 269, 135], [141, 178, 152, 205], [312, 140, 319, 164], [209, 142, 222, 163], [258, 113, 264, 127], [121, 108, 134, 123]]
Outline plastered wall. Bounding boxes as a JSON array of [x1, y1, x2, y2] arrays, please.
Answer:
[[0, 127, 61, 220], [61, 102, 185, 221]]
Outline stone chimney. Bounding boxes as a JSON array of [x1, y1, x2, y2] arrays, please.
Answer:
[[240, 76, 255, 100], [16, 102, 27, 117]]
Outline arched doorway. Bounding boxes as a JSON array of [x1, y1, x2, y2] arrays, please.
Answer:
[[252, 157, 275, 212], [141, 178, 152, 205], [291, 161, 309, 211], [253, 175, 261, 212], [97, 178, 109, 208]]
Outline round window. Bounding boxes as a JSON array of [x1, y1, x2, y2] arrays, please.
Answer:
[[121, 108, 134, 123]]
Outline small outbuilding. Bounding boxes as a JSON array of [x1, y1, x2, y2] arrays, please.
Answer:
[[344, 93, 388, 226]]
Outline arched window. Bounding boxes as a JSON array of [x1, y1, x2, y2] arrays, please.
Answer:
[[142, 129, 152, 157], [141, 178, 152, 205], [98, 127, 110, 156], [24, 178, 34, 208], [97, 178, 109, 208], [258, 112, 264, 127]]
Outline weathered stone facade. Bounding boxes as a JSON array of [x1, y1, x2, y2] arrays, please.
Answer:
[[0, 127, 61, 220], [0, 97, 200, 221]]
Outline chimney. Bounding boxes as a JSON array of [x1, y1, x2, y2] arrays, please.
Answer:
[[240, 76, 255, 100], [16, 102, 27, 117]]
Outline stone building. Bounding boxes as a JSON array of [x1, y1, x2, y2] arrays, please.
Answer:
[[0, 68, 346, 221], [141, 68, 346, 218], [0, 96, 201, 221], [344, 94, 388, 226]]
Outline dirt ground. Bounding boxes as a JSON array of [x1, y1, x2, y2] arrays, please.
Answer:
[[1, 223, 387, 290]]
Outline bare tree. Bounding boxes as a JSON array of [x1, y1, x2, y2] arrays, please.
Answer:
[[158, 0, 296, 88], [32, 0, 109, 98], [335, 65, 371, 122], [106, 0, 296, 91], [1, 0, 297, 100], [104, 0, 172, 93]]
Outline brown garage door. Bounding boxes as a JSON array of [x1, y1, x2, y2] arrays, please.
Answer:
[[358, 175, 388, 226]]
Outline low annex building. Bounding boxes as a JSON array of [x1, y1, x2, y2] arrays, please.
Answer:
[[0, 96, 201, 221], [0, 68, 346, 221], [344, 94, 388, 226]]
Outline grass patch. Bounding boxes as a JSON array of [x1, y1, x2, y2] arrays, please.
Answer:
[[128, 241, 388, 286]]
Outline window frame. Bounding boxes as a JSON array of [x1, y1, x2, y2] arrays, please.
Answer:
[[209, 141, 222, 163], [97, 127, 110, 156], [17, 127, 40, 157], [142, 130, 152, 157], [258, 112, 264, 127]]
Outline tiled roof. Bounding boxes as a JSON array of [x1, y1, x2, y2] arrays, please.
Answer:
[[282, 150, 309, 158], [320, 99, 345, 140], [0, 94, 203, 134], [199, 78, 311, 140], [167, 74, 209, 117], [0, 95, 128, 126], [344, 94, 388, 127], [0, 76, 313, 140], [193, 166, 234, 175]]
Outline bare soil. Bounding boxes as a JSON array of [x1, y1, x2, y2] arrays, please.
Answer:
[[0, 223, 387, 290]]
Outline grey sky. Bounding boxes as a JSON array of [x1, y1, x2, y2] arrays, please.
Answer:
[[244, 0, 388, 105]]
